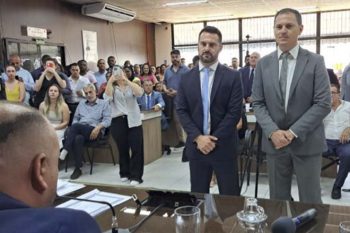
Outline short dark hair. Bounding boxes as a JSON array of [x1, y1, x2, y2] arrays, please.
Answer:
[[41, 54, 51, 64], [192, 55, 199, 64], [274, 8, 302, 25], [170, 49, 180, 55], [198, 26, 222, 43], [46, 57, 58, 65], [69, 63, 79, 69], [331, 83, 340, 92]]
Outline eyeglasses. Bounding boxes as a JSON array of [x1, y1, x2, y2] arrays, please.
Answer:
[[331, 92, 340, 95]]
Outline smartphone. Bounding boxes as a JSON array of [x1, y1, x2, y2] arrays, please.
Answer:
[[47, 63, 54, 68], [112, 65, 123, 76]]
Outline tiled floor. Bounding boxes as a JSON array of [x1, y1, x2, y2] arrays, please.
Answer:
[[59, 147, 350, 206]]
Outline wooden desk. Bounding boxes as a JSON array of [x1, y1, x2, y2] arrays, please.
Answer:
[[56, 185, 350, 233], [90, 111, 162, 165]]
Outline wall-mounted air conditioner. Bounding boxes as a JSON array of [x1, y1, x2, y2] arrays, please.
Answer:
[[81, 3, 136, 23]]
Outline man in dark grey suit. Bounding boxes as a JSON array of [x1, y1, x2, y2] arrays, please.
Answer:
[[177, 26, 242, 195], [252, 8, 331, 204]]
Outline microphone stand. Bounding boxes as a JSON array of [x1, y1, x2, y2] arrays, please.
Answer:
[[59, 195, 165, 233], [59, 195, 118, 233]]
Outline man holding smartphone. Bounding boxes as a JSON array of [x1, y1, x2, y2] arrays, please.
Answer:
[[163, 49, 189, 148]]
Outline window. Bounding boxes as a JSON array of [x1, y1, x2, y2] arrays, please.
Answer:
[[321, 10, 350, 36], [173, 23, 204, 46], [242, 16, 274, 41], [320, 38, 350, 72], [207, 20, 239, 42]]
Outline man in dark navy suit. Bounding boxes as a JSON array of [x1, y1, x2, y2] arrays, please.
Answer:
[[239, 51, 260, 103], [0, 102, 101, 233], [176, 26, 243, 195]]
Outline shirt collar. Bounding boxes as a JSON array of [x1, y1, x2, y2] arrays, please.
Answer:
[[199, 60, 219, 72], [85, 98, 99, 105], [278, 44, 299, 60]]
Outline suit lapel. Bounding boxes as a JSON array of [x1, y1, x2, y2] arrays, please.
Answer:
[[271, 51, 283, 101], [288, 47, 308, 100], [210, 63, 223, 103]]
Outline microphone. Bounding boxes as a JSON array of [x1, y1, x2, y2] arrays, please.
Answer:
[[271, 208, 317, 233], [59, 194, 164, 233], [59, 195, 118, 233]]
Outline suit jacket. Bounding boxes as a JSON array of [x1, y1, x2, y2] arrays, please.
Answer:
[[252, 47, 331, 155], [239, 66, 254, 99], [137, 91, 165, 111], [0, 192, 101, 233], [176, 63, 243, 161]]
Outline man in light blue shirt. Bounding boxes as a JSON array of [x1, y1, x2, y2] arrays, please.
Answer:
[[60, 83, 111, 180], [164, 49, 189, 148]]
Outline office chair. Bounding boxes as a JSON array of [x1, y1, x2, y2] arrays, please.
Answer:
[[322, 151, 340, 171], [85, 128, 116, 174]]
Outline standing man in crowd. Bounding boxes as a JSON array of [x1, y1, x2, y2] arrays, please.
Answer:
[[94, 59, 107, 90], [252, 8, 331, 204], [0, 102, 101, 232], [107, 56, 116, 73], [240, 52, 260, 103], [176, 26, 242, 195], [231, 57, 239, 70], [164, 49, 189, 148]]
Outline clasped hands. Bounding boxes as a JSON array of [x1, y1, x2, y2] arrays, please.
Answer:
[[271, 130, 295, 150], [195, 135, 218, 155]]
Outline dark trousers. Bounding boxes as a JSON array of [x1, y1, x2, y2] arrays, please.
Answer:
[[326, 139, 350, 188], [110, 116, 144, 182], [189, 157, 239, 196], [67, 102, 79, 126], [63, 123, 94, 169]]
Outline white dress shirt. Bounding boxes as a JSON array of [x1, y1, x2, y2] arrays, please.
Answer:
[[324, 100, 350, 139]]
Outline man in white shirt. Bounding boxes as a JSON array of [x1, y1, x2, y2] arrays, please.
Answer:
[[324, 83, 350, 199], [66, 63, 90, 124]]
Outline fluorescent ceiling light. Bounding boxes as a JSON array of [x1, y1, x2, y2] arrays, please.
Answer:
[[164, 0, 208, 7]]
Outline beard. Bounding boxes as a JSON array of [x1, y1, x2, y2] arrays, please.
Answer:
[[200, 52, 216, 64]]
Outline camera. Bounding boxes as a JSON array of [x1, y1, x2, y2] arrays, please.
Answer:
[[112, 65, 123, 77]]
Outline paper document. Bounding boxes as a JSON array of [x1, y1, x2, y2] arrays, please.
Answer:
[[56, 189, 131, 217], [56, 179, 86, 196]]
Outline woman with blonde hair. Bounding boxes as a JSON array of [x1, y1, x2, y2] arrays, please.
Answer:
[[4, 64, 25, 103], [39, 84, 70, 149]]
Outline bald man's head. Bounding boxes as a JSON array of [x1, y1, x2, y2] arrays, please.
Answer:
[[0, 102, 59, 207]]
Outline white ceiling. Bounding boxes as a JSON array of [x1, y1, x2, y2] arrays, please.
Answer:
[[63, 0, 350, 23]]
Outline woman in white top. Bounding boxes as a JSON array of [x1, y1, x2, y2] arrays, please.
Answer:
[[39, 84, 70, 149], [104, 65, 144, 185]]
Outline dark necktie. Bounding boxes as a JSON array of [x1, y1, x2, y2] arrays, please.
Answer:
[[202, 67, 210, 135], [147, 95, 152, 110], [279, 52, 290, 103], [250, 68, 254, 80]]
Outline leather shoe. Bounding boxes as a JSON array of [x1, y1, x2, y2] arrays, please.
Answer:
[[331, 186, 341, 199], [70, 168, 82, 180], [174, 141, 185, 148]]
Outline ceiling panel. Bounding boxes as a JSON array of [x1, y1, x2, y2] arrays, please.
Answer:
[[62, 0, 350, 23]]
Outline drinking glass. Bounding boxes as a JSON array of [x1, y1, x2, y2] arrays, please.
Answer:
[[174, 206, 201, 233]]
